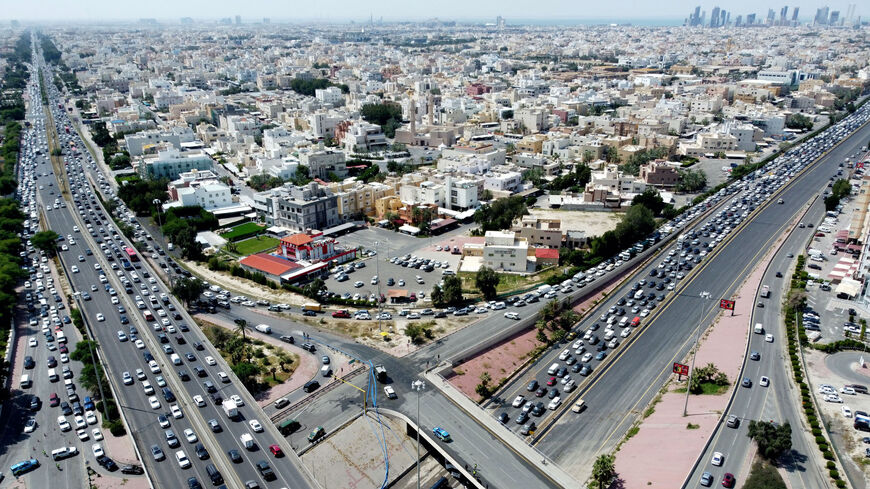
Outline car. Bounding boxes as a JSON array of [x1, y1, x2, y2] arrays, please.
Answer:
[[432, 427, 451, 442], [96, 313, 105, 322], [741, 378, 752, 387], [92, 428, 103, 441], [308, 426, 326, 442], [843, 405, 853, 417], [825, 394, 843, 403], [205, 356, 216, 366], [194, 443, 209, 460], [726, 415, 739, 428], [184, 428, 198, 443], [269, 444, 284, 457], [526, 380, 539, 392], [171, 404, 183, 418], [85, 411, 97, 425], [711, 451, 724, 466], [148, 396, 160, 409], [227, 449, 242, 463], [230, 394, 244, 406], [384, 386, 397, 399], [249, 419, 264, 433], [721, 473, 735, 487], [515, 411, 529, 424], [23, 418, 37, 433], [750, 351, 760, 361], [498, 412, 510, 424], [158, 415, 170, 428], [700, 471, 714, 486], [192, 395, 205, 407], [92, 443, 104, 458], [175, 450, 191, 469], [28, 337, 36, 347], [760, 376, 770, 387], [512, 395, 526, 407], [765, 333, 774, 343]]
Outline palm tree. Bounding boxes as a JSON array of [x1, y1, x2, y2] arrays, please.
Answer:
[[234, 319, 248, 343], [270, 367, 277, 381]]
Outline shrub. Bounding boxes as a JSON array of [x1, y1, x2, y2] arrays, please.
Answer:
[[827, 461, 836, 470], [829, 469, 840, 479], [812, 428, 822, 436], [837, 480, 847, 487], [815, 435, 826, 444], [823, 451, 834, 460]]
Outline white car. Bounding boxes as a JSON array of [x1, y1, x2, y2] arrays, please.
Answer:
[[175, 450, 191, 469], [135, 339, 145, 349], [765, 333, 774, 343], [512, 395, 526, 408], [148, 396, 160, 409], [620, 328, 631, 338], [85, 411, 97, 425], [825, 394, 844, 403], [205, 356, 217, 366], [384, 385, 397, 399], [23, 418, 37, 433], [74, 416, 86, 429], [192, 395, 205, 407], [92, 429, 103, 441], [504, 312, 520, 320], [711, 451, 724, 466], [71, 266, 79, 273], [76, 428, 89, 441], [230, 395, 244, 406], [92, 443, 104, 458], [57, 415, 71, 431], [96, 313, 105, 322], [171, 404, 183, 419], [841, 386, 857, 395], [183, 428, 197, 443], [28, 337, 37, 347], [843, 405, 853, 418], [759, 376, 770, 387], [248, 419, 264, 433]]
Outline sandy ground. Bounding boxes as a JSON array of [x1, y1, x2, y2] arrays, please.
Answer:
[[300, 412, 417, 489], [196, 315, 318, 406], [613, 235, 770, 488], [446, 328, 541, 401], [527, 208, 620, 237]]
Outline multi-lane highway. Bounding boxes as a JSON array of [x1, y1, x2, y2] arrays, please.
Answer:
[[24, 47, 318, 489]]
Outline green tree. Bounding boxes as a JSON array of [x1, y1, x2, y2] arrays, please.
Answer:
[[742, 460, 787, 489], [302, 278, 326, 298], [172, 277, 206, 307], [234, 319, 248, 343], [31, 230, 60, 255], [430, 284, 445, 307], [475, 371, 493, 399], [631, 188, 665, 216], [677, 169, 707, 192], [475, 267, 500, 300], [747, 420, 792, 461], [231, 362, 260, 389], [785, 113, 813, 131], [591, 454, 617, 489], [442, 275, 463, 306]]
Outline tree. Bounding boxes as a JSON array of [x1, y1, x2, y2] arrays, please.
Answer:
[[172, 277, 206, 307], [430, 284, 445, 307], [747, 420, 792, 461], [677, 169, 707, 192], [475, 267, 500, 300], [302, 278, 326, 298], [234, 319, 248, 343], [442, 275, 463, 306], [591, 454, 617, 489], [475, 371, 493, 399], [631, 188, 666, 216], [31, 230, 60, 255], [231, 362, 260, 389], [785, 113, 813, 131]]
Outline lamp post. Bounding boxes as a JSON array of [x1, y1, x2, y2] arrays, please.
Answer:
[[684, 290, 711, 416], [411, 380, 425, 489], [152, 198, 173, 288]]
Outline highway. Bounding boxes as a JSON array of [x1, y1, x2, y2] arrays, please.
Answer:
[[29, 50, 318, 489], [531, 107, 870, 478]]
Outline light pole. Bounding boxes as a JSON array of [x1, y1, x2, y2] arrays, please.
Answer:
[[375, 241, 382, 332], [153, 198, 173, 288], [411, 380, 425, 489], [684, 290, 711, 416]]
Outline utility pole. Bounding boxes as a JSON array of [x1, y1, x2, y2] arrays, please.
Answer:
[[684, 291, 711, 416], [411, 380, 426, 489]]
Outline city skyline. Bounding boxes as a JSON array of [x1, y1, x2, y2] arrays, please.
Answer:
[[1, 0, 864, 23]]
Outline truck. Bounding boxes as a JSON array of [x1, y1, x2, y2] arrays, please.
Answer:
[[301, 303, 322, 313], [222, 399, 238, 419], [760, 285, 770, 298], [374, 365, 388, 383]]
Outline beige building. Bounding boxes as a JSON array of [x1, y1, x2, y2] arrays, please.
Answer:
[[481, 231, 530, 273], [514, 216, 562, 248], [327, 181, 396, 219]]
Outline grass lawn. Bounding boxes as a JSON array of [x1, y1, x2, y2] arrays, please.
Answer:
[[233, 236, 279, 256], [220, 222, 266, 241], [459, 267, 561, 297]]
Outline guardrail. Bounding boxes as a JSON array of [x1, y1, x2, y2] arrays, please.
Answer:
[[269, 365, 367, 424]]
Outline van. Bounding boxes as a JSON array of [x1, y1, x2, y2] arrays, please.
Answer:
[[240, 433, 255, 450], [254, 324, 272, 334], [56, 331, 67, 344], [51, 447, 77, 461], [850, 384, 869, 394], [633, 289, 645, 300], [20, 374, 32, 388], [547, 363, 560, 375], [320, 365, 332, 377], [206, 463, 224, 485], [619, 317, 629, 327], [170, 353, 181, 365], [754, 323, 764, 334], [48, 368, 59, 382]]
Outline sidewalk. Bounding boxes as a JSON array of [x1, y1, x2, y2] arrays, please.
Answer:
[[614, 226, 783, 487]]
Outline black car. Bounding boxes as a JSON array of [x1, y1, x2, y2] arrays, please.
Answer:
[[548, 388, 559, 399], [535, 387, 547, 397], [303, 380, 320, 392], [571, 363, 583, 373], [60, 401, 72, 415], [178, 323, 189, 332], [177, 370, 190, 381], [194, 366, 206, 378], [579, 365, 593, 376], [30, 395, 40, 411], [175, 335, 186, 344], [185, 352, 196, 362], [121, 465, 144, 475], [498, 413, 509, 424], [193, 341, 204, 351], [23, 355, 35, 369], [97, 456, 118, 471], [227, 449, 242, 463], [531, 402, 546, 416], [187, 477, 202, 489], [195, 443, 209, 460]]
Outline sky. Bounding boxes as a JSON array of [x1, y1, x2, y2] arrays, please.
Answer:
[[4, 1, 864, 23]]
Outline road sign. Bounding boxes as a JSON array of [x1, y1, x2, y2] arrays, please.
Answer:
[[673, 362, 689, 376], [719, 299, 735, 310]]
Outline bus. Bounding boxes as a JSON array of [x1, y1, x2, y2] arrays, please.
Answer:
[[124, 247, 138, 262]]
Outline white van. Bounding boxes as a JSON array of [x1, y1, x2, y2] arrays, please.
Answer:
[[547, 363, 560, 375], [754, 323, 764, 334], [170, 353, 182, 366], [321, 365, 332, 377], [48, 368, 59, 382], [254, 324, 272, 334], [20, 374, 32, 388], [634, 289, 645, 300], [56, 331, 66, 344]]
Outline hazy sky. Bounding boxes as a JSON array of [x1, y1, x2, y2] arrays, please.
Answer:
[[5, 1, 864, 23]]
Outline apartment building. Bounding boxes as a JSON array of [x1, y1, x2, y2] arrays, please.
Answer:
[[483, 231, 529, 273], [400, 181, 446, 208], [124, 127, 196, 156], [337, 120, 388, 152], [327, 180, 396, 219], [639, 160, 680, 188], [299, 149, 348, 180], [256, 182, 340, 232], [514, 216, 562, 248], [137, 148, 215, 180], [483, 171, 523, 193]]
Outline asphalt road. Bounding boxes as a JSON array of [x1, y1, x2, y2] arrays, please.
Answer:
[[29, 57, 318, 489], [533, 109, 870, 478]]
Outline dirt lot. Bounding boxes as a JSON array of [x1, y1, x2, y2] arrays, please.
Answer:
[[300, 412, 417, 489], [447, 328, 542, 401], [526, 208, 620, 237]]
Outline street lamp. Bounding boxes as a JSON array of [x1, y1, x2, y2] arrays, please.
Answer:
[[411, 380, 426, 489], [684, 291, 711, 416], [152, 198, 173, 288]]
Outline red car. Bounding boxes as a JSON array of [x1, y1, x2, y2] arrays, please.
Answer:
[[331, 310, 350, 318], [546, 377, 557, 386], [49, 392, 59, 407], [721, 473, 735, 487], [59, 344, 68, 354], [269, 444, 284, 457]]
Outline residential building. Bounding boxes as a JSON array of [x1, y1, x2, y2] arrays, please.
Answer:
[[256, 182, 340, 232], [137, 148, 215, 180], [514, 216, 562, 248], [639, 160, 680, 188], [482, 231, 529, 273], [299, 149, 348, 180], [124, 127, 196, 156]]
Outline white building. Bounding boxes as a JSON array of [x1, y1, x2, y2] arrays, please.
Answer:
[[174, 182, 233, 210], [125, 127, 196, 156], [400, 181, 445, 207], [315, 86, 344, 106], [341, 120, 388, 152], [299, 149, 348, 180], [484, 171, 523, 193], [483, 231, 529, 273], [138, 149, 214, 180], [444, 176, 480, 210]]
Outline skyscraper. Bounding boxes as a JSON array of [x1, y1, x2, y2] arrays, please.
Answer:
[[710, 6, 720, 27], [815, 7, 829, 25], [829, 10, 840, 25], [780, 6, 788, 25], [792, 7, 800, 22], [235, 15, 241, 25], [746, 13, 756, 25]]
